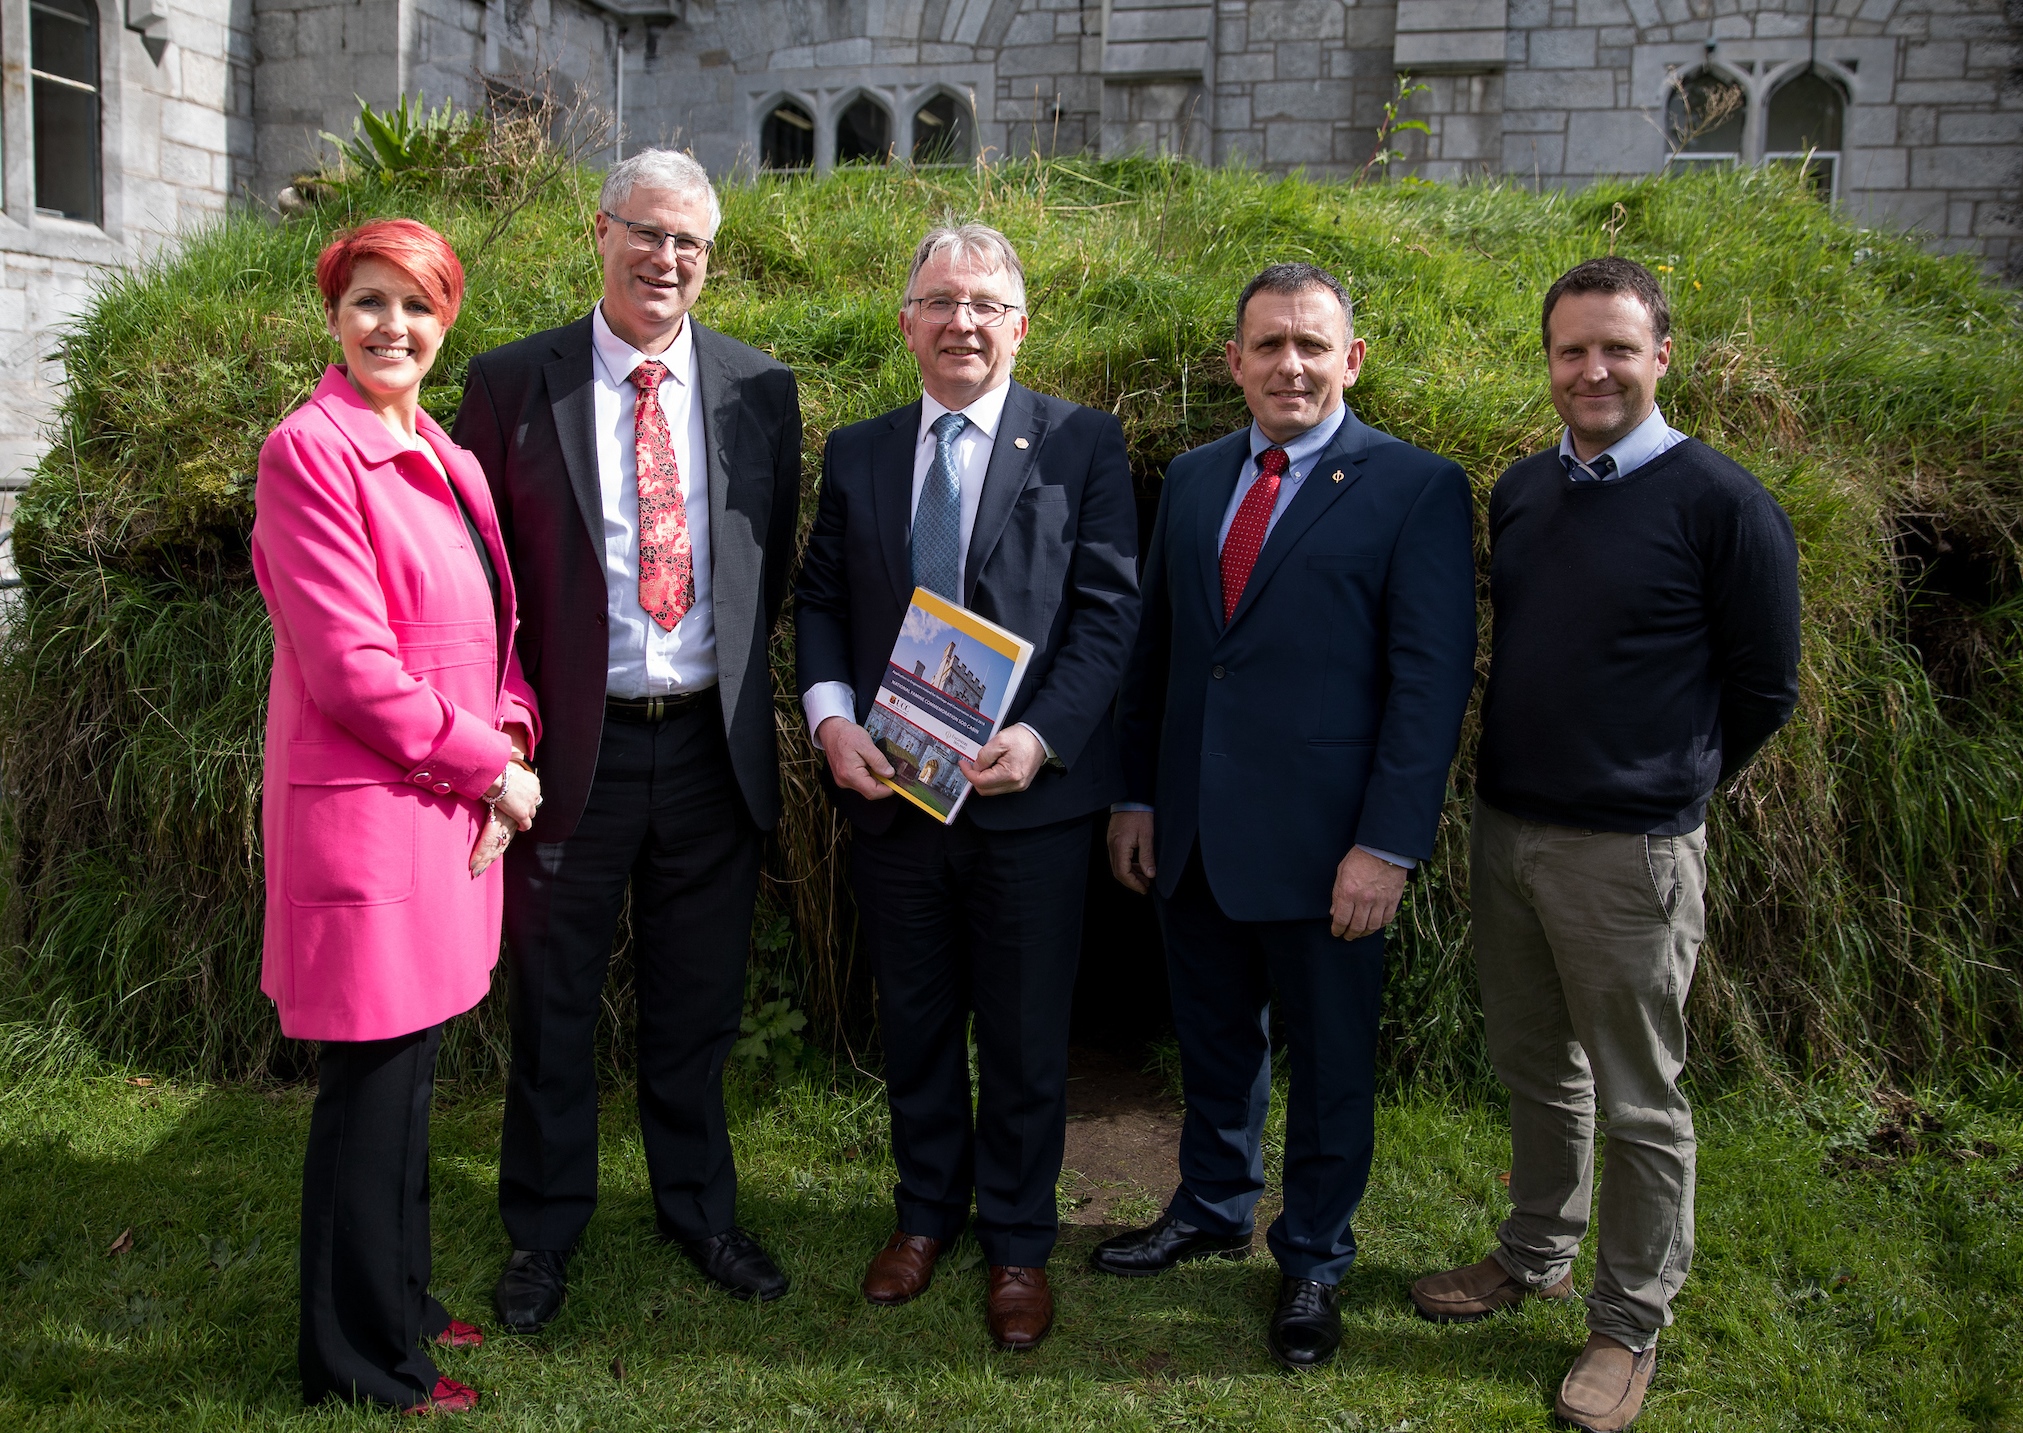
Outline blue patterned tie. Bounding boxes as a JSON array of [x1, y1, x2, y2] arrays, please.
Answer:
[[1562, 450, 1618, 483], [911, 411, 967, 599]]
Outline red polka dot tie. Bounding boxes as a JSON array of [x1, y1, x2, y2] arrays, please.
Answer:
[[630, 359, 693, 631], [1220, 446, 1289, 623]]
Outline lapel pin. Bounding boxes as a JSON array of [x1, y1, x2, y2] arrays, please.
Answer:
[[1331, 469, 1344, 483], [1013, 436, 1030, 449]]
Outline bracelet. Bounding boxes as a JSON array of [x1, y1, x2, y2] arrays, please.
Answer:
[[485, 761, 514, 809]]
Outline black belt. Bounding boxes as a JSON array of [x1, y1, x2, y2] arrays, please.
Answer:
[[605, 689, 713, 723]]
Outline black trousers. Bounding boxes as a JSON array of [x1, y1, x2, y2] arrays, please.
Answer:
[[1157, 847, 1386, 1286], [299, 1023, 454, 1409], [499, 701, 762, 1250], [852, 804, 1091, 1267]]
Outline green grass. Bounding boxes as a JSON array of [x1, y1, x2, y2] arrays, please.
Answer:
[[1, 1063, 2018, 1430], [1, 137, 2019, 1084]]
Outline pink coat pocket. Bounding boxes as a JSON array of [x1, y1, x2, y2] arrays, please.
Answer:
[[284, 739, 418, 907]]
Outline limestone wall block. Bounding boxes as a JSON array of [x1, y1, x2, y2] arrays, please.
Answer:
[[1528, 26, 1599, 65]]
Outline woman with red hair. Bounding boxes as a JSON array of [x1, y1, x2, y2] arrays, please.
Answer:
[[252, 218, 542, 1413]]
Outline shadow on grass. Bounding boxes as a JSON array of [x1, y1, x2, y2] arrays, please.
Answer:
[[0, 1081, 1575, 1426], [6, 1077, 2018, 1430]]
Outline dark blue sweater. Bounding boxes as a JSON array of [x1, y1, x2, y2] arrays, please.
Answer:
[[1476, 437, 1801, 835]]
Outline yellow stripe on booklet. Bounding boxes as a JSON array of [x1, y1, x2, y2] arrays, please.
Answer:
[[866, 588, 1035, 824]]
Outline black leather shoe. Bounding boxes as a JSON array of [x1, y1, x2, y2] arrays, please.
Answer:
[[493, 1249, 568, 1334], [1090, 1212, 1253, 1277], [1268, 1276, 1342, 1371], [682, 1227, 788, 1302]]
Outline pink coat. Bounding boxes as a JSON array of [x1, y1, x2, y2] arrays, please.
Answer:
[[252, 366, 541, 1043]]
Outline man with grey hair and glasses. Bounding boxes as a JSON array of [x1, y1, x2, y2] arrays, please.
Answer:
[[795, 223, 1140, 1349], [454, 148, 803, 1332]]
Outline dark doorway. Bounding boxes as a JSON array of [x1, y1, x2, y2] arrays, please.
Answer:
[[912, 92, 972, 165], [1072, 813, 1172, 1055], [836, 96, 892, 165], [761, 100, 814, 171]]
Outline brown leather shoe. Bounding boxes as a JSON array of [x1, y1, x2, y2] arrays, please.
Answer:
[[1409, 1254, 1574, 1324], [1555, 1332, 1658, 1431], [986, 1265, 1054, 1350], [862, 1232, 944, 1306]]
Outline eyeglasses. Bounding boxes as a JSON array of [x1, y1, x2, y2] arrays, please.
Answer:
[[907, 296, 1022, 327], [601, 212, 714, 261]]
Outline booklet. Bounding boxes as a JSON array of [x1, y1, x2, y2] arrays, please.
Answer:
[[863, 587, 1035, 825]]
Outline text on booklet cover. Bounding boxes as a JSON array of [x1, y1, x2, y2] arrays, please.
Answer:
[[867, 588, 1035, 824]]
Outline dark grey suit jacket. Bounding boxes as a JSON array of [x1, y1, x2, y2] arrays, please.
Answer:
[[793, 381, 1140, 834], [452, 314, 802, 840]]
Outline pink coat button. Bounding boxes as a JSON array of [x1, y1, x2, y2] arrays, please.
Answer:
[[432, 782, 453, 795], [413, 771, 431, 783]]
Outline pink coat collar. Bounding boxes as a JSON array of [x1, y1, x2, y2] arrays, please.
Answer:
[[309, 364, 457, 467]]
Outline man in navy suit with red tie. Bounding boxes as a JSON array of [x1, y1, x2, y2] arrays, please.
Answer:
[[1100, 264, 1478, 1370]]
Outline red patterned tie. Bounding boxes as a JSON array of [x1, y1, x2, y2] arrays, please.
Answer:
[[630, 359, 693, 631], [1220, 446, 1289, 622]]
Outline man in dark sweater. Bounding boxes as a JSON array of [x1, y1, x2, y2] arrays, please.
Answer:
[[1407, 258, 1800, 1433]]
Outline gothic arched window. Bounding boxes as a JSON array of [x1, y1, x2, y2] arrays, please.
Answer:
[[835, 96, 892, 165], [761, 101, 814, 171], [1766, 69, 1845, 199], [1665, 70, 1745, 166], [912, 93, 972, 165], [31, 0, 101, 222]]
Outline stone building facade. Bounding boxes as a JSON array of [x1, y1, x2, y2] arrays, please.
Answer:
[[0, 0, 2015, 505]]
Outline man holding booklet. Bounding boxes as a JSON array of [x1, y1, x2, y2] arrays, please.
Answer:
[[794, 224, 1140, 1349]]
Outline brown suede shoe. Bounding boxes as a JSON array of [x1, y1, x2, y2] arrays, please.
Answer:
[[1409, 1254, 1574, 1324], [1555, 1332, 1658, 1431], [986, 1265, 1054, 1350], [862, 1232, 944, 1306]]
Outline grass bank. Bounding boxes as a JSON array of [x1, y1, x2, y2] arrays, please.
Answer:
[[0, 1061, 2018, 1430], [0, 137, 2019, 1082]]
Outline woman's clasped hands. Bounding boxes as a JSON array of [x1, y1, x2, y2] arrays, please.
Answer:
[[471, 738, 543, 877]]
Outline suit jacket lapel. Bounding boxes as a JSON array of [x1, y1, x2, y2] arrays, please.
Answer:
[[1194, 431, 1249, 631], [542, 315, 602, 562], [693, 323, 755, 716], [872, 402, 922, 606], [1223, 411, 1376, 631], [964, 382, 1051, 604]]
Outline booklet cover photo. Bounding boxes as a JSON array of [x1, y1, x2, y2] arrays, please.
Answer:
[[865, 588, 1035, 824]]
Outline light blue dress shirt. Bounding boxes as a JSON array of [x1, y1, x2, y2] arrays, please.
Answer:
[[1215, 401, 1350, 548], [1558, 404, 1688, 482]]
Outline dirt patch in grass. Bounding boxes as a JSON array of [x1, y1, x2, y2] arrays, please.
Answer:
[[1061, 1046, 1184, 1227]]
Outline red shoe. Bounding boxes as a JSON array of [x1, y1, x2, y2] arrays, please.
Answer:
[[403, 1377, 479, 1415], [433, 1318, 484, 1350]]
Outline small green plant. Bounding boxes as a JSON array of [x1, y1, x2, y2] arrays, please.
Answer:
[[1357, 74, 1432, 184], [732, 907, 811, 1077], [321, 95, 482, 186]]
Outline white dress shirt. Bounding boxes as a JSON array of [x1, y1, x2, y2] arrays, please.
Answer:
[[590, 303, 716, 697], [1557, 404, 1688, 482], [802, 379, 1054, 756], [1117, 400, 1410, 870]]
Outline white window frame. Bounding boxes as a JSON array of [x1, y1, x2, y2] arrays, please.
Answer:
[[0, 0, 125, 254], [1657, 58, 1852, 204]]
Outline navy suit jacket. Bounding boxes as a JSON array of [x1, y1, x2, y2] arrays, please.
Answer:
[[1115, 408, 1477, 922], [795, 381, 1140, 833]]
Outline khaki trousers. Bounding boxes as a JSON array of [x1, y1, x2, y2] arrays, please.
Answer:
[[1470, 798, 1705, 1350]]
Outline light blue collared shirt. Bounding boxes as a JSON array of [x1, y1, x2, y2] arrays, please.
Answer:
[[1215, 401, 1351, 548], [1118, 401, 1412, 871], [1557, 404, 1688, 483]]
